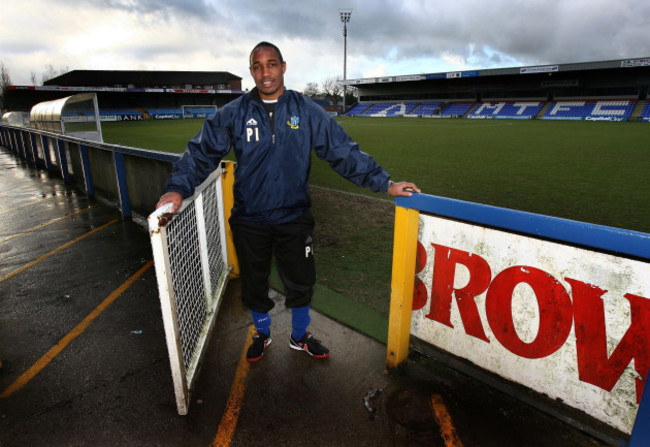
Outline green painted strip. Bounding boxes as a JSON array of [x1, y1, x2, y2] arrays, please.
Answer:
[[269, 267, 389, 344]]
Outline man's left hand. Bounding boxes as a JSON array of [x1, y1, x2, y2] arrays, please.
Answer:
[[387, 181, 421, 197]]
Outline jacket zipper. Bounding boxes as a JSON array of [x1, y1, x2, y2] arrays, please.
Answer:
[[253, 96, 277, 144]]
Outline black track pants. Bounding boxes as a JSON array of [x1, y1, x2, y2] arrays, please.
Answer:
[[229, 211, 316, 313]]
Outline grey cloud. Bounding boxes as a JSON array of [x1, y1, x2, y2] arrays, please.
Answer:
[[300, 0, 650, 70], [221, 0, 331, 40], [5, 0, 650, 87], [80, 0, 221, 21]]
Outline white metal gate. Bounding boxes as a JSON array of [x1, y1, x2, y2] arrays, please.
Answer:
[[148, 167, 230, 415]]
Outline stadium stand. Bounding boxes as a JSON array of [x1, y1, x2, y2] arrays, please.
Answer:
[[2, 70, 243, 121], [363, 103, 396, 116], [346, 101, 474, 118], [346, 103, 369, 115], [345, 99, 645, 121], [441, 102, 474, 117], [384, 103, 407, 116], [541, 100, 636, 121], [346, 101, 450, 117], [413, 102, 443, 116], [4, 58, 649, 123], [468, 101, 544, 119]]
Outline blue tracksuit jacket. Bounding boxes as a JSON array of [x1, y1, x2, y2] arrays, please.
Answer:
[[165, 88, 391, 224]]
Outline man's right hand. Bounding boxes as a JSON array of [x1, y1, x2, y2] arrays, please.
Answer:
[[156, 191, 183, 213]]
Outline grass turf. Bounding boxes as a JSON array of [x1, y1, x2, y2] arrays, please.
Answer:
[[103, 117, 650, 232]]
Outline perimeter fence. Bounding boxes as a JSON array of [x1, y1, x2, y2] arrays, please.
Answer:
[[0, 122, 237, 415]]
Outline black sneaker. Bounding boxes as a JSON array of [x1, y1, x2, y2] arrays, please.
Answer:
[[247, 332, 271, 362], [289, 332, 330, 358]]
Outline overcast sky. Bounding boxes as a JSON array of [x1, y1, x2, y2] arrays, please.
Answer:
[[2, 0, 650, 92]]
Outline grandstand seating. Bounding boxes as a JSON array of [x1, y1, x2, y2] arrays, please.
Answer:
[[344, 99, 646, 121], [541, 100, 635, 121], [441, 102, 474, 116], [97, 99, 649, 122], [345, 103, 401, 117], [346, 103, 367, 115], [468, 101, 543, 119], [347, 101, 467, 117], [364, 103, 396, 116], [415, 102, 443, 116]]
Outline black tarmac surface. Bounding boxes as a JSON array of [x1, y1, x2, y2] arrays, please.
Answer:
[[0, 149, 621, 446]]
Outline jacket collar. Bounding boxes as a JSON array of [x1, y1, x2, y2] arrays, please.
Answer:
[[249, 87, 286, 105]]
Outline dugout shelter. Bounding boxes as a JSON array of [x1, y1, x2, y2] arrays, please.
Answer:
[[1, 111, 30, 127], [30, 93, 103, 142]]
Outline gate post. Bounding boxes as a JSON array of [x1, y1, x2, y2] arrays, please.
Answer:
[[386, 203, 420, 370]]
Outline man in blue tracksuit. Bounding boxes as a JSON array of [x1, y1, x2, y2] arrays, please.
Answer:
[[157, 41, 420, 362]]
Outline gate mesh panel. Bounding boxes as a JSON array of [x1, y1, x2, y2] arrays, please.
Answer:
[[166, 201, 207, 372], [148, 168, 230, 414], [202, 183, 227, 304]]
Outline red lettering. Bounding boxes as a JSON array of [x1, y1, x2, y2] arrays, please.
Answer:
[[486, 266, 573, 359], [415, 240, 427, 272], [568, 278, 650, 403], [426, 244, 492, 342], [413, 277, 428, 311], [416, 243, 650, 400], [412, 242, 428, 310]]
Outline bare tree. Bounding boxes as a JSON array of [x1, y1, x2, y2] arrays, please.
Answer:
[[303, 82, 320, 98], [321, 76, 343, 105], [0, 61, 12, 111], [30, 71, 39, 86], [41, 64, 70, 84], [345, 85, 359, 108]]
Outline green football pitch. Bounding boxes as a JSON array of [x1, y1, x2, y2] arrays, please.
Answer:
[[102, 117, 650, 234], [102, 116, 650, 330]]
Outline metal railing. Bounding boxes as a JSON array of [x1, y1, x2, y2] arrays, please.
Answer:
[[1, 123, 239, 415], [0, 123, 178, 221]]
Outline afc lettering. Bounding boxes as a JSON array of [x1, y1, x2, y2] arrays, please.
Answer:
[[413, 242, 650, 403]]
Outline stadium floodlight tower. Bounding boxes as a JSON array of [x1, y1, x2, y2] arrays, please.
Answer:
[[339, 8, 352, 115]]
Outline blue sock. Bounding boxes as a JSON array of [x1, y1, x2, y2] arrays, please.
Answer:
[[251, 311, 271, 336], [291, 305, 311, 341]]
